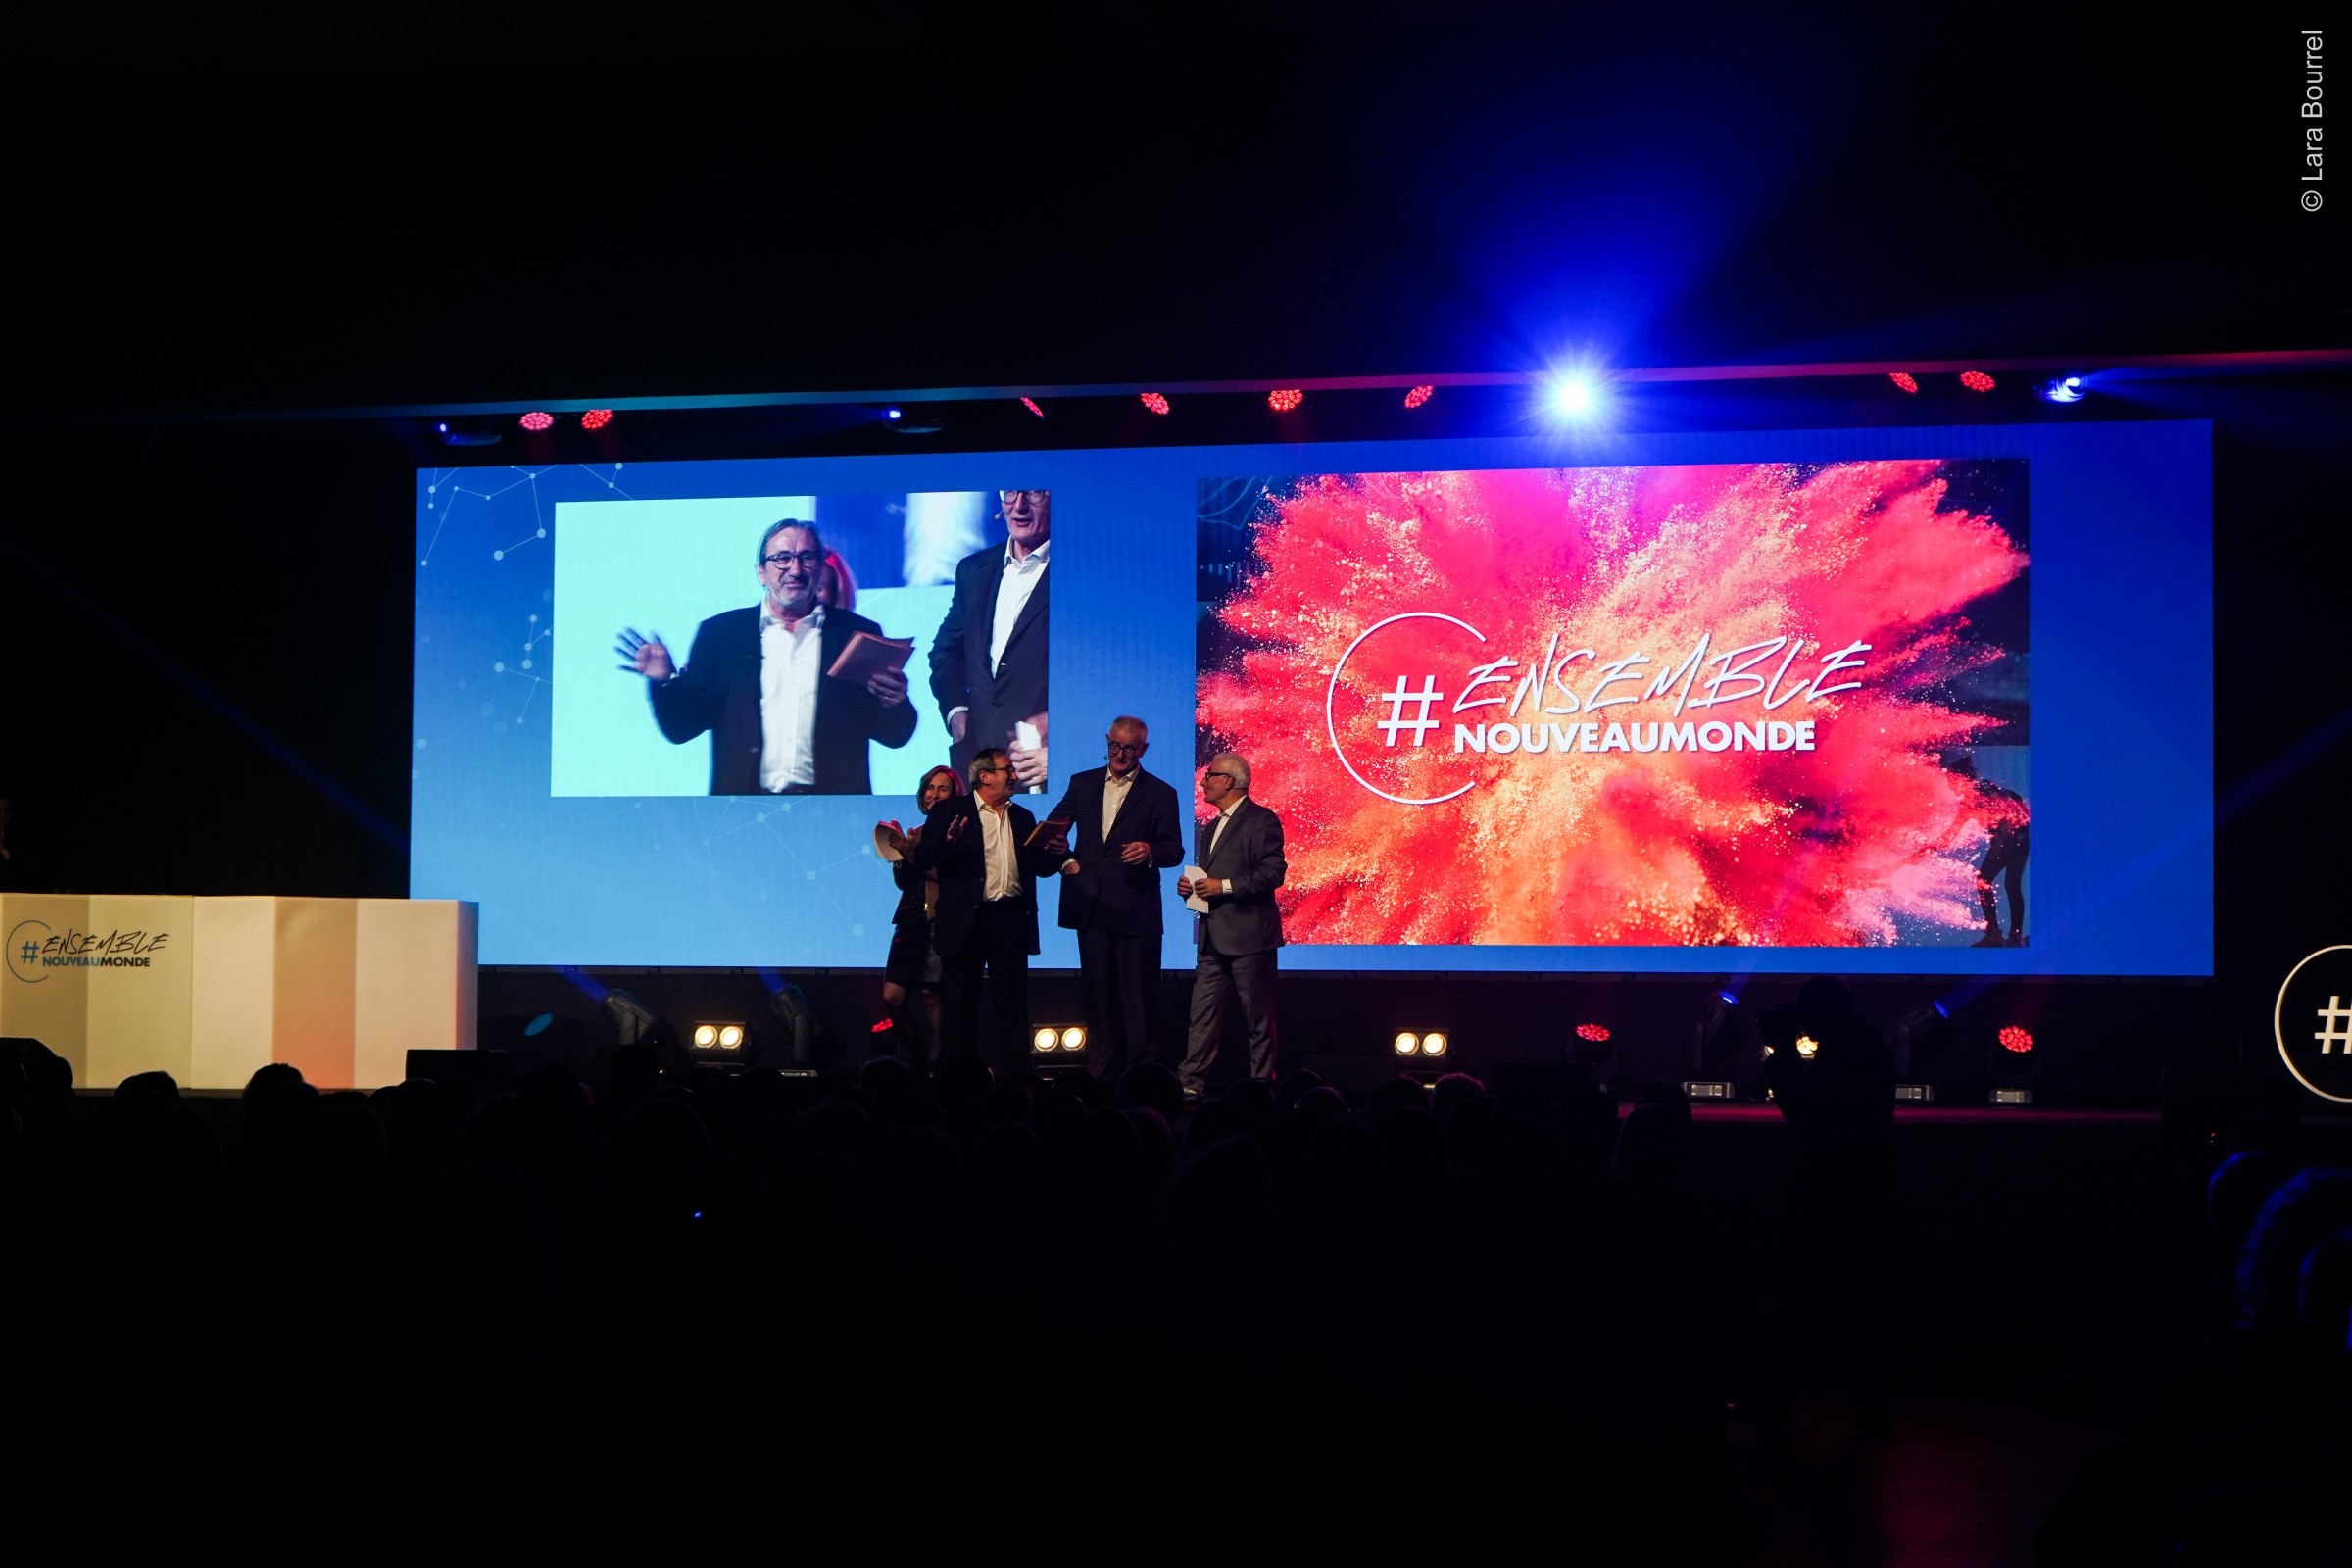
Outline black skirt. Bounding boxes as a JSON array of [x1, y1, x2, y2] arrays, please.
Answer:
[[884, 915, 942, 987]]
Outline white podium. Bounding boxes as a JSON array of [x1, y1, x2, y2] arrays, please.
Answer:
[[2, 896, 476, 1091]]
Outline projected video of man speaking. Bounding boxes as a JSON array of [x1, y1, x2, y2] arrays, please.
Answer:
[[552, 488, 1053, 798]]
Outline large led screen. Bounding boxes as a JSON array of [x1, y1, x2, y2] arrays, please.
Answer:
[[411, 422, 2210, 975], [1198, 461, 2031, 949]]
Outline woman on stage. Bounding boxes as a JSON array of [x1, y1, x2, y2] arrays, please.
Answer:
[[882, 763, 961, 1064]]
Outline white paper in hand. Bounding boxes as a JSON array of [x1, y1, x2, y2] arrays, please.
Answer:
[[1183, 864, 1210, 914]]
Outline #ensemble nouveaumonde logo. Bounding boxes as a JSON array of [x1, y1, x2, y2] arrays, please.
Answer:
[[6, 920, 171, 983]]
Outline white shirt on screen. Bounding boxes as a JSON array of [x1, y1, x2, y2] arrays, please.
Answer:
[[978, 800, 1019, 901], [989, 538, 1050, 673], [759, 602, 825, 792]]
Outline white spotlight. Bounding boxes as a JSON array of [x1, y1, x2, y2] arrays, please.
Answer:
[[1394, 1031, 1420, 1056], [1420, 1031, 1448, 1057], [1550, 376, 1600, 419]]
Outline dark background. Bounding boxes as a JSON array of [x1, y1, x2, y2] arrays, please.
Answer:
[[4, 5, 2345, 1085]]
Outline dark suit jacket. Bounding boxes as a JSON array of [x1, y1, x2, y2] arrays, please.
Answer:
[[906, 795, 1063, 960], [1194, 796, 1287, 955], [926, 543, 1049, 777], [649, 605, 917, 795], [1048, 766, 1185, 937]]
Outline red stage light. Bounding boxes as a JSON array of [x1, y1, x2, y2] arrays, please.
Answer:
[[1140, 392, 1171, 416], [1998, 1025, 2034, 1054], [1960, 370, 1997, 393], [1403, 385, 1435, 410], [1888, 372, 1919, 394], [1575, 1022, 1610, 1043], [580, 409, 613, 430], [1267, 388, 1304, 413], [871, 1017, 895, 1034], [1020, 397, 1046, 418], [518, 411, 554, 432]]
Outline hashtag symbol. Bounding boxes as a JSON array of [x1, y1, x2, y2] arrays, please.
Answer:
[[1377, 675, 1446, 747], [16, 940, 34, 964], [2318, 996, 2352, 1055]]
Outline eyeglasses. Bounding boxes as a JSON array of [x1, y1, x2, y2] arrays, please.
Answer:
[[1106, 740, 1145, 757], [763, 550, 824, 570], [1204, 771, 1235, 782], [998, 490, 1049, 505], [975, 764, 1007, 776]]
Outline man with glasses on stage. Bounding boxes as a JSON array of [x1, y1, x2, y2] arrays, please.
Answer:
[[1048, 715, 1185, 1080], [616, 519, 916, 795], [928, 488, 1051, 791], [1176, 752, 1287, 1103]]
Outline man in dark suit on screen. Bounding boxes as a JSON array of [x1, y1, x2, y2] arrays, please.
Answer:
[[1047, 714, 1185, 1079], [888, 747, 1064, 1073], [927, 488, 1050, 792], [1176, 751, 1287, 1102], [615, 519, 917, 795]]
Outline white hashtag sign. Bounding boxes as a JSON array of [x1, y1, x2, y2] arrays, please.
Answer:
[[2318, 995, 2352, 1055], [1377, 675, 1446, 747]]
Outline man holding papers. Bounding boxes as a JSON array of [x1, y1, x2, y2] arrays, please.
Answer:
[[615, 519, 917, 795], [1176, 751, 1287, 1102], [1048, 715, 1185, 1079], [888, 748, 1064, 1072]]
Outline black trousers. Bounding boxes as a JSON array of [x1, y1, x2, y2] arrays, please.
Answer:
[[1179, 946, 1278, 1094], [1076, 925, 1159, 1078], [944, 901, 1032, 1076]]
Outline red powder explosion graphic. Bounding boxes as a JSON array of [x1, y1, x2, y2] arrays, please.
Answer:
[[1198, 463, 2028, 947]]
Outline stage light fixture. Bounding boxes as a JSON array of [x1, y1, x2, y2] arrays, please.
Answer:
[[1893, 998, 1950, 1097], [581, 408, 613, 430], [1889, 372, 1919, 394], [1550, 376, 1600, 418], [519, 411, 554, 432], [1031, 1024, 1087, 1069], [1267, 388, 1304, 413], [1140, 392, 1171, 415], [884, 407, 903, 422], [603, 990, 659, 1046], [1020, 397, 1047, 418], [1420, 1031, 1448, 1057], [1685, 988, 1740, 1099], [1988, 1022, 2040, 1103], [2039, 376, 2084, 404], [1959, 370, 1996, 393], [690, 1021, 746, 1058], [432, 418, 500, 447], [1575, 1023, 1610, 1043], [767, 981, 825, 1068], [1403, 385, 1435, 410], [1793, 1034, 1820, 1059], [1395, 1031, 1420, 1055]]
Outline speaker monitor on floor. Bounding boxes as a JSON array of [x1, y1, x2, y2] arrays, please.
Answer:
[[406, 1049, 511, 1089]]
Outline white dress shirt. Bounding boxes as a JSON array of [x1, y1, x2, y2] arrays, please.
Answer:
[[1204, 801, 1243, 866], [1064, 769, 1134, 876], [1101, 769, 1133, 834], [977, 800, 1019, 901], [989, 538, 1050, 674], [759, 602, 825, 792]]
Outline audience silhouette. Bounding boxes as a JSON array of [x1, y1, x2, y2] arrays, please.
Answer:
[[3, 1007, 2345, 1559]]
